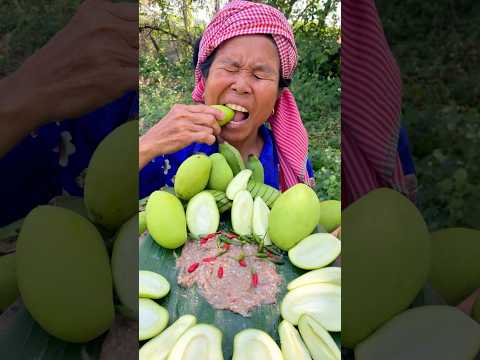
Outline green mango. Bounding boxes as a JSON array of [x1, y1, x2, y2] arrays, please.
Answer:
[[0, 253, 19, 310], [139, 211, 147, 234], [342, 188, 430, 348], [84, 120, 138, 230], [318, 200, 341, 232], [355, 306, 480, 360], [232, 328, 283, 360], [268, 184, 320, 250], [174, 154, 212, 200], [168, 324, 223, 360], [16, 206, 114, 342], [208, 153, 234, 192], [146, 191, 187, 249], [111, 215, 138, 320], [429, 228, 480, 305], [211, 105, 235, 126]]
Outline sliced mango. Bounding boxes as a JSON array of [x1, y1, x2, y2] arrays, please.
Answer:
[[139, 314, 197, 360], [298, 315, 340, 360], [231, 190, 253, 236], [288, 233, 341, 270], [278, 320, 312, 360], [186, 191, 219, 237], [226, 169, 252, 200], [167, 324, 223, 360], [253, 196, 271, 245], [139, 299, 169, 341], [281, 283, 341, 331], [139, 270, 170, 299], [287, 267, 341, 291], [232, 328, 283, 360]]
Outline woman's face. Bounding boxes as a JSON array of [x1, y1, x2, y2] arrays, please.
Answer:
[[203, 35, 281, 144]]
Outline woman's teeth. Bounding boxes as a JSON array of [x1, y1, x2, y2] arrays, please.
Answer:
[[225, 103, 248, 113]]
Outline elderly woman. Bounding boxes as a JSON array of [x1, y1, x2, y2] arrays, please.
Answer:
[[139, 0, 315, 198]]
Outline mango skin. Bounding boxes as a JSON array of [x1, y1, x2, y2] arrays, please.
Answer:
[[174, 154, 212, 200], [342, 188, 430, 348], [429, 228, 480, 305], [16, 206, 114, 343], [208, 153, 234, 192], [318, 200, 341, 232], [0, 253, 19, 311], [84, 120, 138, 231], [146, 191, 187, 249], [268, 184, 320, 251], [211, 105, 235, 126]]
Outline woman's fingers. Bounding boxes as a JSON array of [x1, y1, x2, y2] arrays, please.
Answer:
[[187, 112, 221, 136], [188, 125, 216, 146]]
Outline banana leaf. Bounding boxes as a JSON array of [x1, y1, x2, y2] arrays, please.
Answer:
[[139, 221, 341, 359]]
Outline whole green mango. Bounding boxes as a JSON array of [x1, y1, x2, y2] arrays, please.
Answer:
[[174, 154, 212, 200]]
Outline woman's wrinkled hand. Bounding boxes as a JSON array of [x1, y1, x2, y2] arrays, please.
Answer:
[[139, 104, 224, 169], [2, 0, 137, 127]]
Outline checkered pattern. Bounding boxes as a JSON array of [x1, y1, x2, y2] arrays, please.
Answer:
[[192, 0, 311, 191]]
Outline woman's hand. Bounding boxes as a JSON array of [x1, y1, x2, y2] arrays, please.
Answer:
[[139, 104, 224, 169], [0, 0, 137, 157]]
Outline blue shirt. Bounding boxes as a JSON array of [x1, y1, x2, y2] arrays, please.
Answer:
[[139, 124, 315, 199], [0, 91, 139, 227], [398, 126, 416, 175]]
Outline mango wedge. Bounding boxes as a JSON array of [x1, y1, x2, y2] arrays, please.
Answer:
[[232, 329, 283, 360], [298, 315, 340, 360]]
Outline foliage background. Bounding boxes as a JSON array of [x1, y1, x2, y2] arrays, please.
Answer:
[[377, 0, 480, 230], [139, 0, 340, 200]]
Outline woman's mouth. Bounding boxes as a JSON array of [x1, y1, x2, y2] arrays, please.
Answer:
[[224, 103, 249, 128]]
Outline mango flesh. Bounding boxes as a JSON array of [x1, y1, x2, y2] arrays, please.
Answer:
[[232, 328, 283, 360], [355, 306, 480, 360], [174, 154, 212, 200], [111, 215, 138, 320], [298, 315, 340, 360], [268, 184, 320, 250], [342, 188, 430, 348], [146, 191, 187, 249], [211, 105, 235, 126], [428, 228, 480, 305], [168, 324, 223, 360], [16, 206, 114, 343], [318, 200, 341, 232], [84, 120, 138, 230], [278, 320, 312, 360], [208, 153, 234, 192], [0, 253, 19, 310], [139, 211, 147, 234]]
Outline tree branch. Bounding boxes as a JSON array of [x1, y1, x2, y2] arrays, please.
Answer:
[[139, 25, 193, 46]]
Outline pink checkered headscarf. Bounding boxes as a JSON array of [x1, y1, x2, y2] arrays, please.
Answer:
[[192, 0, 312, 191]]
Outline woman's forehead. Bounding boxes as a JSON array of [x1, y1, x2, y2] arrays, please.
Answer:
[[215, 35, 280, 69]]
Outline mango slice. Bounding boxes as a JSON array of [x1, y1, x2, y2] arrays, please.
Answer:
[[167, 324, 223, 360], [231, 190, 253, 236], [232, 328, 283, 360], [287, 267, 341, 291], [211, 105, 235, 127], [140, 315, 197, 360], [139, 299, 169, 341], [278, 320, 312, 360], [253, 196, 271, 246], [186, 191, 219, 237], [226, 169, 252, 200], [281, 283, 341, 331], [288, 233, 341, 270], [139, 270, 170, 299], [298, 315, 340, 360]]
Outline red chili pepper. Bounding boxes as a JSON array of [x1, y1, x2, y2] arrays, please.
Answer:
[[202, 256, 217, 263], [251, 272, 259, 288], [239, 259, 247, 267], [200, 233, 217, 245], [217, 266, 224, 278], [225, 233, 238, 239], [223, 243, 230, 250], [187, 262, 199, 273]]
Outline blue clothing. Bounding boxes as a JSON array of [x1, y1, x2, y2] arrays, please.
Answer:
[[397, 126, 416, 175], [139, 124, 315, 199], [0, 91, 139, 227]]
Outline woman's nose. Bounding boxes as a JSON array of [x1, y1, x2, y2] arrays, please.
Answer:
[[231, 71, 252, 94]]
